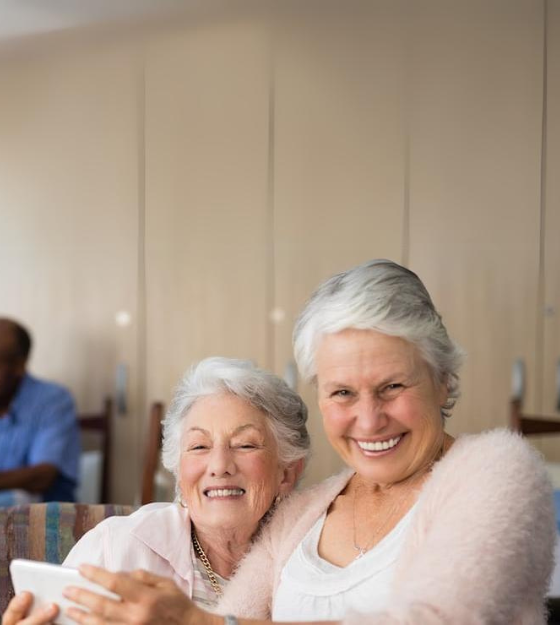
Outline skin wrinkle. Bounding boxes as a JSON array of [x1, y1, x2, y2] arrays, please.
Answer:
[[316, 329, 448, 492], [178, 392, 293, 579]]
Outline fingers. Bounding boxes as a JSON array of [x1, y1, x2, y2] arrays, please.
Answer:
[[2, 592, 59, 625], [64, 606, 100, 625], [129, 569, 174, 588], [63, 586, 120, 621]]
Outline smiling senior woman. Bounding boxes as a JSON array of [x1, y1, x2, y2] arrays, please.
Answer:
[[11, 261, 555, 625], [2, 356, 309, 624]]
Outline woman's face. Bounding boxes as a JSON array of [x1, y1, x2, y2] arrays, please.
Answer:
[[316, 328, 447, 486], [179, 392, 291, 533]]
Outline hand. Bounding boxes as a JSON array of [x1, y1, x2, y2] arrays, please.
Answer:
[[63, 565, 215, 625], [2, 592, 59, 625]]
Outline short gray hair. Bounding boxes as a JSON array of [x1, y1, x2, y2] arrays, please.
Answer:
[[161, 357, 310, 480], [293, 259, 464, 417]]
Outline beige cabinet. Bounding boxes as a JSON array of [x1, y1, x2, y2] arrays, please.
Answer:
[[538, 0, 560, 458], [0, 43, 143, 502], [143, 19, 271, 408], [407, 0, 544, 436], [271, 3, 408, 484]]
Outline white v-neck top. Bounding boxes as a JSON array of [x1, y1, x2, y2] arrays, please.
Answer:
[[272, 505, 417, 622]]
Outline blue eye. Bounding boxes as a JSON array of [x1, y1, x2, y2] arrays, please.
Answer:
[[332, 389, 351, 398]]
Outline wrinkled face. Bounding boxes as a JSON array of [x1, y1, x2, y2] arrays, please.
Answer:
[[179, 393, 290, 533], [0, 324, 25, 403], [316, 328, 447, 486]]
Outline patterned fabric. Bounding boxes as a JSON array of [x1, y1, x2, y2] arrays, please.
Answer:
[[0, 502, 134, 614]]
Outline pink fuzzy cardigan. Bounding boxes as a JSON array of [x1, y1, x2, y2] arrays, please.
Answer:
[[219, 430, 556, 624]]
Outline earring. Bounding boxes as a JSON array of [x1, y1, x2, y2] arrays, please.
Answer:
[[179, 496, 188, 508]]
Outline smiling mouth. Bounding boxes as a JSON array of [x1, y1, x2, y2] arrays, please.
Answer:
[[356, 435, 403, 452], [204, 488, 246, 498]]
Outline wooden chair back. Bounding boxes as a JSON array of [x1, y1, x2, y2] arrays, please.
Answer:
[[78, 398, 112, 503], [141, 401, 165, 505], [510, 398, 560, 436]]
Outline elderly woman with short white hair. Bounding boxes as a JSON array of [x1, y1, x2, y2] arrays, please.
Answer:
[[3, 356, 309, 624], [17, 261, 555, 625]]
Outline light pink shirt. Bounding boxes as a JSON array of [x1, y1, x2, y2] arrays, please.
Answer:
[[63, 502, 195, 597]]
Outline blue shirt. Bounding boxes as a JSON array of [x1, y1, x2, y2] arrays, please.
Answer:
[[0, 374, 80, 501]]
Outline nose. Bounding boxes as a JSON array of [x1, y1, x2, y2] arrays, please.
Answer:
[[207, 446, 237, 478], [355, 394, 389, 432]]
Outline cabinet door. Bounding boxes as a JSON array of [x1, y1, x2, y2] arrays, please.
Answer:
[[272, 2, 408, 485], [407, 0, 544, 435], [144, 19, 271, 407], [0, 44, 142, 503], [540, 0, 560, 458]]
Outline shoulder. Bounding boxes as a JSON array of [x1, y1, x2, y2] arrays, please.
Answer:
[[419, 429, 554, 537], [24, 374, 73, 400], [253, 468, 353, 562], [20, 375, 75, 416], [440, 429, 550, 492], [65, 503, 189, 568], [96, 502, 179, 533], [271, 469, 352, 531]]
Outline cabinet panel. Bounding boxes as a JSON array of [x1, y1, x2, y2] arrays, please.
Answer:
[[272, 2, 408, 485], [539, 0, 560, 459], [407, 0, 543, 435], [144, 20, 271, 408], [0, 45, 142, 503]]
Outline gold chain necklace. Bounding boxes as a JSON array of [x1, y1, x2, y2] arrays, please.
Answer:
[[191, 527, 223, 596]]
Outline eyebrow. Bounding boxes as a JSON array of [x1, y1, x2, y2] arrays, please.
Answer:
[[185, 423, 264, 436], [322, 373, 409, 391]]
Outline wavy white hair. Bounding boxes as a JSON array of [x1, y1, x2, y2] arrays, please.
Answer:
[[161, 357, 310, 484]]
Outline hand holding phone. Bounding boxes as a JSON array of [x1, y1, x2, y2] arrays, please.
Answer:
[[10, 559, 120, 625]]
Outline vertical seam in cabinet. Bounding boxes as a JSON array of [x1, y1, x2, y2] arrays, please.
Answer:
[[136, 50, 147, 478], [266, 20, 276, 371], [401, 4, 411, 269], [536, 0, 548, 413]]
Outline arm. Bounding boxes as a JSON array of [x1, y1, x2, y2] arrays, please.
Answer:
[[62, 566, 335, 625], [25, 389, 79, 495], [0, 463, 57, 492]]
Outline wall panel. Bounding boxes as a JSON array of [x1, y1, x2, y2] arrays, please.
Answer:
[[144, 18, 271, 409], [272, 1, 408, 484], [407, 0, 544, 435], [0, 44, 142, 503]]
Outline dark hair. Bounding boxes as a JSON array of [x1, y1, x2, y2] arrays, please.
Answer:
[[0, 318, 32, 360]]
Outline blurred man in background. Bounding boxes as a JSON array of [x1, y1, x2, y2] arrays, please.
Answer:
[[0, 318, 80, 505]]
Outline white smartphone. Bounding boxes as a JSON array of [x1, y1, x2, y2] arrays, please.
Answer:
[[10, 559, 120, 625]]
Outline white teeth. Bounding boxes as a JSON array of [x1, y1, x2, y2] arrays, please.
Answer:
[[357, 436, 402, 452], [205, 488, 245, 498]]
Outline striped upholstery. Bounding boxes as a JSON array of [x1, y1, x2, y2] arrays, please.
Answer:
[[0, 502, 134, 614]]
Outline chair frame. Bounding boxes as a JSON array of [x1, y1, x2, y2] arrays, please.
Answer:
[[78, 398, 112, 503], [510, 398, 560, 436], [141, 401, 165, 505]]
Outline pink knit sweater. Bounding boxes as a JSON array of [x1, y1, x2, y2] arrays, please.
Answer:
[[219, 430, 556, 624]]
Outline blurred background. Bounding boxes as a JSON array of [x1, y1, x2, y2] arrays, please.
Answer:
[[0, 0, 558, 504]]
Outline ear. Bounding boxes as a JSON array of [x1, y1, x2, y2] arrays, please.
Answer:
[[277, 458, 305, 497]]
